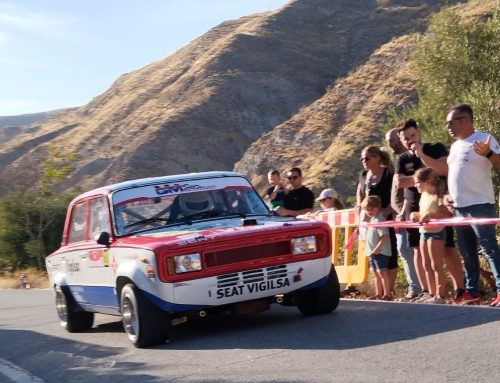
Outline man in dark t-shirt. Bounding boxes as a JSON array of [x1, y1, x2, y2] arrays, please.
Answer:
[[396, 118, 464, 300], [396, 142, 448, 214], [275, 167, 314, 217]]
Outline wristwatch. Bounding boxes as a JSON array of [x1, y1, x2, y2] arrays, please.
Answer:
[[486, 150, 494, 158]]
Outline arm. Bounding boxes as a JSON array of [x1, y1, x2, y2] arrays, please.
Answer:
[[487, 152, 500, 169], [473, 135, 500, 169], [419, 203, 452, 223], [268, 184, 283, 200], [396, 173, 415, 189], [356, 182, 364, 206], [390, 176, 402, 215], [275, 207, 313, 217], [411, 143, 448, 176], [372, 233, 388, 255]]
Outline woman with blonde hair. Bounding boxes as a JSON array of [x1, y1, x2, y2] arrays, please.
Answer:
[[356, 145, 398, 298]]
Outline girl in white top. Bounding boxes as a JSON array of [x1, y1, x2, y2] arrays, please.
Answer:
[[410, 167, 451, 304]]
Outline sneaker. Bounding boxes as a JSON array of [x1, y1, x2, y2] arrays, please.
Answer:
[[453, 288, 465, 300], [395, 293, 418, 302], [410, 292, 427, 302], [489, 293, 500, 307], [427, 295, 447, 304], [415, 292, 433, 303], [452, 290, 480, 305]]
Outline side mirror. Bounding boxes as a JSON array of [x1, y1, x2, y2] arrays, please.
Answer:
[[96, 231, 111, 247]]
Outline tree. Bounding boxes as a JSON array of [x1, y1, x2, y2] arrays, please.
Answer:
[[0, 145, 77, 271], [385, 5, 500, 191], [386, 6, 500, 144]]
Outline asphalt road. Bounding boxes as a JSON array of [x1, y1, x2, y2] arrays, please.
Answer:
[[0, 289, 499, 383]]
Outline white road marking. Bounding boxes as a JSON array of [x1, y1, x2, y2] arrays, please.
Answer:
[[0, 358, 45, 383]]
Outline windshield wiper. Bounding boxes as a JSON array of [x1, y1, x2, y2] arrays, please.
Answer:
[[124, 217, 171, 229], [181, 210, 247, 221]]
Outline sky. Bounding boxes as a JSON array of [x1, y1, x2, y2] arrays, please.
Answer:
[[0, 0, 288, 116]]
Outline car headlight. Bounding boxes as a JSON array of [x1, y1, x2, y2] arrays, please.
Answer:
[[174, 253, 202, 273], [291, 235, 317, 255]]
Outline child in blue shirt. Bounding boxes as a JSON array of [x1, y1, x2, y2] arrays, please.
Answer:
[[362, 195, 393, 300]]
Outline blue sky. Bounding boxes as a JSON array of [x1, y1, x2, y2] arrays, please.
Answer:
[[0, 0, 287, 116]]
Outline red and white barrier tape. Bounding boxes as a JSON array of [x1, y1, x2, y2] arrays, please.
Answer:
[[362, 216, 500, 229], [343, 216, 500, 250]]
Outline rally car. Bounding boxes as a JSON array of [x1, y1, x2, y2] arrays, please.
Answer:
[[46, 171, 340, 347]]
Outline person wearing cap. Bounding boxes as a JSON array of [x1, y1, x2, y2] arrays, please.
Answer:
[[275, 167, 314, 217], [316, 188, 344, 211]]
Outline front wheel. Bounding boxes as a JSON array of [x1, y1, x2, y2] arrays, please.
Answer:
[[120, 284, 170, 348], [55, 286, 94, 332], [296, 266, 340, 316]]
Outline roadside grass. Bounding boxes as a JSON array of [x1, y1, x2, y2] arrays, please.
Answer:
[[0, 267, 50, 289]]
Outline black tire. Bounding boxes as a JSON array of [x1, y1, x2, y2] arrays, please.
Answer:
[[120, 284, 170, 348], [296, 266, 340, 316], [55, 286, 94, 332]]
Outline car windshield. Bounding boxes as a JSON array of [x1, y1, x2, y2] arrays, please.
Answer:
[[112, 176, 269, 235]]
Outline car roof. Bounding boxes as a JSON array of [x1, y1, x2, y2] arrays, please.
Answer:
[[72, 171, 246, 202]]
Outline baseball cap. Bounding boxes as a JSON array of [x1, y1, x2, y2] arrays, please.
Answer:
[[316, 188, 338, 201]]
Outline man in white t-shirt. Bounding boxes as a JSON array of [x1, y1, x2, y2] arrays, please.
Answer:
[[446, 103, 500, 307]]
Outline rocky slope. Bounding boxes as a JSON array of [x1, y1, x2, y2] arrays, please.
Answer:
[[0, 0, 475, 194]]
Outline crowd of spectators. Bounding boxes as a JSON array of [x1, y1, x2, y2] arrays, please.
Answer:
[[262, 103, 500, 307]]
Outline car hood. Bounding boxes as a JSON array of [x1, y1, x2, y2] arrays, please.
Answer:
[[114, 217, 329, 251]]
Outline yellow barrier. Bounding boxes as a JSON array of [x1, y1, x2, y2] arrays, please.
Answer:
[[314, 208, 369, 285]]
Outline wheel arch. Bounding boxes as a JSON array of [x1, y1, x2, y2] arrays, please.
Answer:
[[116, 276, 134, 309]]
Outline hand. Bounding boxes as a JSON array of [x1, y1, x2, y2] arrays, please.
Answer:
[[409, 212, 419, 222], [419, 213, 431, 223], [473, 134, 492, 157], [410, 142, 424, 158], [443, 194, 455, 214], [274, 206, 290, 217]]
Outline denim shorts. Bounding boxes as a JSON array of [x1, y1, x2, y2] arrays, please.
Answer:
[[420, 228, 446, 241], [370, 253, 390, 270]]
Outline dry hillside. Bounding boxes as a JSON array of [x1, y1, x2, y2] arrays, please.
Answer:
[[0, 0, 476, 193], [236, 0, 497, 202], [235, 33, 418, 202]]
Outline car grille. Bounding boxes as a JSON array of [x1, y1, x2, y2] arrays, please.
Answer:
[[204, 241, 290, 267], [216, 265, 288, 288]]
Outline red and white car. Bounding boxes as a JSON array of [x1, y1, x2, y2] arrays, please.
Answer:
[[46, 172, 340, 347]]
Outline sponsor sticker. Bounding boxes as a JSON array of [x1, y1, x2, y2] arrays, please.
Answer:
[[214, 277, 290, 299]]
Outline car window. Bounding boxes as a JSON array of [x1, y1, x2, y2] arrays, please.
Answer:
[[68, 202, 87, 243], [112, 177, 269, 235], [89, 197, 111, 240]]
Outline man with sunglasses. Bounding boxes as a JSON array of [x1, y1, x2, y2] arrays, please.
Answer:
[[445, 103, 500, 307], [275, 167, 314, 217]]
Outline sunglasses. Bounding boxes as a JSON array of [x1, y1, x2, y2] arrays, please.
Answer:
[[287, 175, 299, 180], [445, 116, 466, 126], [360, 155, 373, 162]]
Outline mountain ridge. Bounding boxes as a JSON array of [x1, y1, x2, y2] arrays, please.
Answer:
[[2, 0, 490, 198]]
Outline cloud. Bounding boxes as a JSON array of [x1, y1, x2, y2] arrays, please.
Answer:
[[0, 56, 52, 69], [0, 1, 76, 40]]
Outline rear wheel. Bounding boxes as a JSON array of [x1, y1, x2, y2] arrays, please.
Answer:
[[296, 266, 340, 316], [120, 284, 170, 348], [55, 286, 94, 332]]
